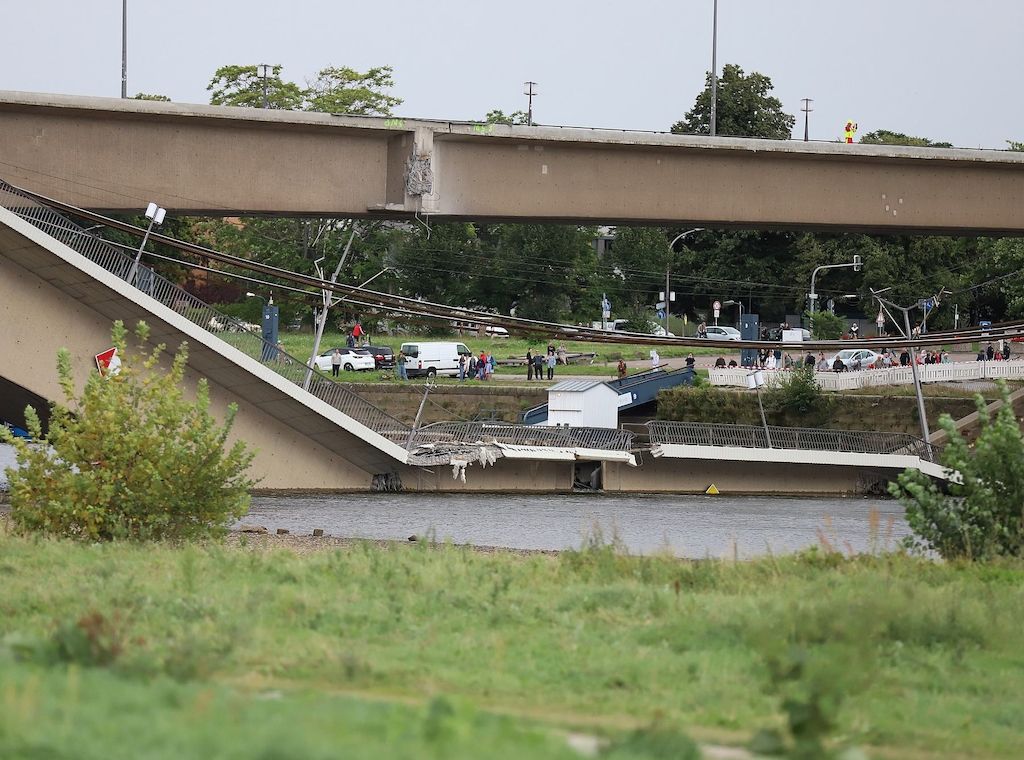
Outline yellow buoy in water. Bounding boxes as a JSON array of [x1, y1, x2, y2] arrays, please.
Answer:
[[706, 484, 720, 495]]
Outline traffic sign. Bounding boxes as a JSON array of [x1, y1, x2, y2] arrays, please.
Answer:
[[712, 300, 722, 310], [95, 347, 121, 376]]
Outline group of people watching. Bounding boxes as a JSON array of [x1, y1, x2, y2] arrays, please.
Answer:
[[525, 345, 562, 380]]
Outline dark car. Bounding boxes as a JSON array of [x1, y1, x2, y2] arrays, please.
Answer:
[[362, 345, 395, 369]]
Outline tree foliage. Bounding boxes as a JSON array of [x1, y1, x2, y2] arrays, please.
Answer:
[[485, 109, 530, 125], [207, 64, 401, 115], [890, 381, 1024, 560], [0, 321, 256, 541], [860, 129, 953, 148], [671, 64, 795, 139]]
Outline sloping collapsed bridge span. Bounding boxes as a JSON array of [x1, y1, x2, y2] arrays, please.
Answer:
[[0, 185, 947, 491], [0, 182, 638, 485], [15, 182, 1024, 355]]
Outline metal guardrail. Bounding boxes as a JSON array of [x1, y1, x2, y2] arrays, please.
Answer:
[[646, 420, 935, 460], [413, 421, 634, 451], [0, 181, 412, 445]]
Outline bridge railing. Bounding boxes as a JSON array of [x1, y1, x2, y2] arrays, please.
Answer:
[[413, 421, 634, 452], [0, 180, 412, 445], [646, 420, 935, 460], [709, 361, 1024, 390]]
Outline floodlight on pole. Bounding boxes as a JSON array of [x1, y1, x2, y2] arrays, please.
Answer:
[[129, 201, 166, 285]]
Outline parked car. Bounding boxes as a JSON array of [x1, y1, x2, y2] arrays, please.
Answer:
[[362, 345, 395, 369], [399, 341, 472, 378], [314, 347, 376, 372], [484, 326, 510, 338], [828, 349, 882, 370], [704, 325, 741, 340]]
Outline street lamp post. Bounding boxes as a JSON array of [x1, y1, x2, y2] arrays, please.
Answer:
[[723, 299, 743, 326], [257, 64, 271, 109], [709, 0, 719, 136], [129, 202, 165, 286], [121, 0, 128, 98], [808, 255, 862, 315], [665, 228, 703, 335]]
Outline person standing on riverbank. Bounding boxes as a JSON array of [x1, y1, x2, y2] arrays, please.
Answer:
[[396, 350, 408, 381], [331, 348, 342, 377], [617, 359, 627, 378], [526, 349, 534, 380], [533, 352, 544, 381], [546, 352, 556, 380]]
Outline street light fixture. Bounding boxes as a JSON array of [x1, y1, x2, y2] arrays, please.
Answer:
[[257, 64, 272, 109], [129, 201, 166, 286], [709, 0, 719, 136], [808, 255, 862, 315], [663, 228, 703, 335], [722, 299, 743, 326]]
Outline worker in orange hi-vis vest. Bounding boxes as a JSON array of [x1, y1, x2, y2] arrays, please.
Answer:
[[844, 120, 858, 143]]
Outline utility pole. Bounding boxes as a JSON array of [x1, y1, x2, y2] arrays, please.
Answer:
[[664, 265, 671, 335], [121, 0, 127, 98], [801, 98, 813, 141], [257, 64, 271, 109], [808, 256, 862, 315], [523, 81, 538, 126], [709, 0, 719, 136]]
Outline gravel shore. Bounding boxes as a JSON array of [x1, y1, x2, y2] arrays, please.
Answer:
[[225, 529, 560, 557]]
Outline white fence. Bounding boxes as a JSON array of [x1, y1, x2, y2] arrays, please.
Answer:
[[709, 361, 1024, 391]]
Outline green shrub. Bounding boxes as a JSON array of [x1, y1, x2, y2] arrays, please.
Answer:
[[0, 320, 256, 541], [890, 381, 1024, 560], [764, 364, 830, 423], [806, 309, 844, 340]]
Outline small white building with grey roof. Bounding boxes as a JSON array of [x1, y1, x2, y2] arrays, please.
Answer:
[[546, 379, 621, 429]]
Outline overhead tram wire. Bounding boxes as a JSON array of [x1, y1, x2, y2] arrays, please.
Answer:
[[13, 182, 1024, 352]]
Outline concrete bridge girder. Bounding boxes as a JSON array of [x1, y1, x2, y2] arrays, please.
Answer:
[[0, 91, 1023, 234]]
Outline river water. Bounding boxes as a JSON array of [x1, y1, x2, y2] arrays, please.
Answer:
[[0, 443, 907, 558], [241, 492, 908, 559]]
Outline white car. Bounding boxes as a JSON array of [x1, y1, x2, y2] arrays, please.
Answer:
[[704, 325, 741, 340], [484, 325, 510, 338], [828, 349, 882, 370], [314, 347, 376, 372]]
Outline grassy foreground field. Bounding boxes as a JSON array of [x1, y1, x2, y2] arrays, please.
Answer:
[[1, 531, 1022, 758]]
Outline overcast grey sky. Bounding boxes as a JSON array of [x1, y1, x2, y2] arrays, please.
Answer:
[[6, 1, 1021, 148]]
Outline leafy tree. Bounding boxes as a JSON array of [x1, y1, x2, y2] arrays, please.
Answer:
[[671, 64, 795, 139], [860, 130, 953, 148], [0, 321, 256, 541], [207, 64, 304, 109], [1009, 141, 1024, 152], [207, 63, 402, 115], [604, 226, 670, 309], [132, 92, 171, 102], [890, 381, 1024, 560], [305, 66, 402, 115], [485, 109, 530, 125]]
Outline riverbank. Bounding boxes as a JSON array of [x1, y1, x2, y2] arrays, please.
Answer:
[[1, 529, 1021, 757]]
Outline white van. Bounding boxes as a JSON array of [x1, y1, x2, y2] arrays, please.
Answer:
[[400, 341, 472, 378]]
